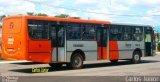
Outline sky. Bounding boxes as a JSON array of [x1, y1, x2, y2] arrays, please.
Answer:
[[0, 0, 160, 32]]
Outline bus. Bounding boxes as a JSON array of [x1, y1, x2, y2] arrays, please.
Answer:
[[2, 16, 155, 69]]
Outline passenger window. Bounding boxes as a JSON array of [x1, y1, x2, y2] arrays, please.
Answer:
[[145, 27, 152, 42], [50, 23, 65, 47], [50, 24, 57, 47], [67, 24, 82, 40], [123, 26, 132, 40], [110, 25, 122, 40], [58, 26, 65, 47], [28, 20, 49, 40], [82, 25, 96, 40], [133, 27, 143, 41]]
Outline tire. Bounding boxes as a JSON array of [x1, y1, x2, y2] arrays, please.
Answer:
[[49, 63, 62, 69], [110, 60, 118, 64], [68, 53, 83, 69], [132, 51, 141, 64]]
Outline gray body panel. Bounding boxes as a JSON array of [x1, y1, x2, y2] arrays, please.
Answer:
[[66, 41, 97, 51], [66, 41, 98, 62], [50, 25, 149, 63], [118, 41, 145, 59], [52, 47, 65, 62]]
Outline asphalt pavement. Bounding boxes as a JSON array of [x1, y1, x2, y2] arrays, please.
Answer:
[[0, 53, 160, 82]]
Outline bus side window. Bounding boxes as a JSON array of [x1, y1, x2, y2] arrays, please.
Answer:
[[50, 24, 57, 47], [110, 25, 122, 40], [145, 27, 152, 42], [67, 23, 82, 40], [82, 25, 96, 40], [28, 20, 49, 40], [123, 26, 132, 41], [133, 27, 143, 41], [57, 26, 65, 47], [42, 21, 50, 39]]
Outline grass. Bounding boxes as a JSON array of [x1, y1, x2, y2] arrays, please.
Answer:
[[0, 58, 16, 62], [0, 59, 10, 62]]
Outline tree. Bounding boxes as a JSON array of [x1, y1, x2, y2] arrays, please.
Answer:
[[27, 12, 48, 16], [157, 42, 160, 51], [155, 33, 159, 42], [27, 12, 34, 16], [0, 15, 6, 28], [0, 15, 6, 21], [55, 14, 69, 18], [36, 13, 48, 16]]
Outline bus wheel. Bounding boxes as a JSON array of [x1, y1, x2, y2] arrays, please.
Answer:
[[68, 53, 83, 69], [132, 51, 141, 64], [49, 63, 62, 69], [110, 60, 118, 64]]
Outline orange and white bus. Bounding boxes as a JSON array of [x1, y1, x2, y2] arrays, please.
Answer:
[[2, 16, 155, 69]]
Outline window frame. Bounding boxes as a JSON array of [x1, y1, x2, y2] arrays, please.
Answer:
[[109, 25, 122, 41], [132, 26, 143, 41], [82, 24, 96, 40], [66, 23, 83, 40], [66, 23, 97, 41], [122, 26, 133, 41], [28, 20, 50, 40]]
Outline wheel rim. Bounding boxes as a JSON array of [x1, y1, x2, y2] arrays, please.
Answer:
[[134, 54, 139, 61], [73, 56, 82, 67]]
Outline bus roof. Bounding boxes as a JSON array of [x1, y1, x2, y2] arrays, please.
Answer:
[[3, 15, 111, 25], [111, 23, 153, 27], [3, 15, 154, 28]]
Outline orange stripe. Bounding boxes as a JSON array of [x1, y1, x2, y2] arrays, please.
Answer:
[[102, 47, 107, 60], [98, 47, 107, 60], [109, 41, 119, 60]]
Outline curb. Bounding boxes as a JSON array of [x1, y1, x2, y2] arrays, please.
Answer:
[[156, 52, 160, 55], [0, 60, 30, 64]]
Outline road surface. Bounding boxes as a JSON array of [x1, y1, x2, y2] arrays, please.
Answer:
[[0, 54, 160, 82]]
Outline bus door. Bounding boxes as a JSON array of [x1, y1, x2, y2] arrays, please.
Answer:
[[50, 22, 65, 62], [28, 20, 51, 63], [97, 27, 108, 60], [145, 27, 154, 56]]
